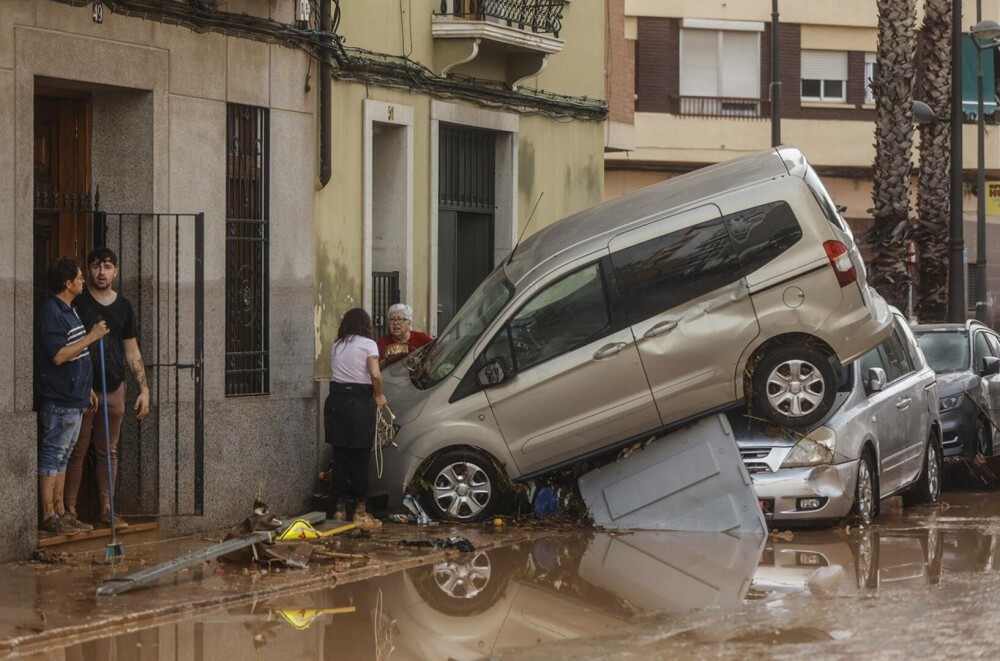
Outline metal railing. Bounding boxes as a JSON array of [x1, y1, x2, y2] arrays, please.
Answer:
[[440, 0, 566, 38], [675, 95, 769, 119]]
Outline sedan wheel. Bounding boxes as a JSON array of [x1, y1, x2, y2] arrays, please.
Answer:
[[853, 452, 877, 526]]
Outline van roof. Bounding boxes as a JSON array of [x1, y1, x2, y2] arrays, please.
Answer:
[[505, 147, 798, 287]]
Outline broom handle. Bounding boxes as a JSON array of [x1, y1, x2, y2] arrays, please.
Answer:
[[98, 338, 117, 537]]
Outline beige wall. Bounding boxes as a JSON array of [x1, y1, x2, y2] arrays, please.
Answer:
[[313, 87, 605, 376], [337, 0, 604, 99], [314, 0, 606, 377]]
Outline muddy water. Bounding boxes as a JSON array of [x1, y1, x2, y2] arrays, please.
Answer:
[[15, 492, 1000, 660]]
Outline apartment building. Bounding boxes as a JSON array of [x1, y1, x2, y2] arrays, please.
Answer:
[[606, 0, 1000, 320]]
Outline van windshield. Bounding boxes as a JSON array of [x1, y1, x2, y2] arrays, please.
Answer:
[[414, 266, 513, 389]]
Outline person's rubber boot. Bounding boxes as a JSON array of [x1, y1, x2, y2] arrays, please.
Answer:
[[331, 500, 347, 522], [352, 502, 382, 530]]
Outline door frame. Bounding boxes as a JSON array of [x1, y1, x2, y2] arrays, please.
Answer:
[[429, 101, 518, 335]]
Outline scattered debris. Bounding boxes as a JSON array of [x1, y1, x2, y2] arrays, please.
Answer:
[[398, 537, 476, 552], [30, 549, 67, 565]]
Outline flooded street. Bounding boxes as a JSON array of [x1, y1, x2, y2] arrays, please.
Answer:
[[9, 490, 1000, 660]]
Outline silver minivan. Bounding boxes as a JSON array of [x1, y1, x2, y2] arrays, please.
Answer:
[[373, 147, 892, 521]]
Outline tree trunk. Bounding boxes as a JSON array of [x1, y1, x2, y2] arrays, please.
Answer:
[[867, 0, 918, 311], [914, 0, 952, 322]]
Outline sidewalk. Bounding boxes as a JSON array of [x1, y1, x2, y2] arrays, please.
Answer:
[[0, 516, 541, 658]]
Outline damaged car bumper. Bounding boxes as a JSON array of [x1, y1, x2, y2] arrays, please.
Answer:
[[750, 460, 859, 524]]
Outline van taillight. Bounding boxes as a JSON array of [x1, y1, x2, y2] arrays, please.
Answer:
[[823, 240, 857, 287]]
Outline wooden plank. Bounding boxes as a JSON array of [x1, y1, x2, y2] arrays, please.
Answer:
[[96, 512, 326, 597]]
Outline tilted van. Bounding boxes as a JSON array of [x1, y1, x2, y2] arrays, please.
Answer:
[[371, 147, 892, 521]]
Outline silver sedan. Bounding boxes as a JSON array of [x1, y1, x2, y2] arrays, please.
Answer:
[[736, 308, 941, 525]]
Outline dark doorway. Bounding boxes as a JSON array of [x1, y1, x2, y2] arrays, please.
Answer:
[[438, 124, 496, 330], [33, 90, 93, 311]]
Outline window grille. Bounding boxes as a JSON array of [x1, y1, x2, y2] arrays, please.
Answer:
[[225, 104, 270, 396]]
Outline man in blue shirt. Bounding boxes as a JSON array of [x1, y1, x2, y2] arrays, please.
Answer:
[[35, 258, 108, 535]]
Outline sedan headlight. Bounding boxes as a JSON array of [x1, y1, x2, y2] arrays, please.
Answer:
[[939, 393, 964, 412], [781, 427, 837, 468]]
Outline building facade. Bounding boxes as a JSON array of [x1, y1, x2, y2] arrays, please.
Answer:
[[606, 0, 1000, 325], [0, 0, 317, 561]]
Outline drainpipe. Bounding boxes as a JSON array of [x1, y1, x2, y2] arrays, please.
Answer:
[[319, 0, 332, 188]]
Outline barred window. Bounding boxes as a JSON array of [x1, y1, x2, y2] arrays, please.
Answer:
[[225, 104, 270, 395]]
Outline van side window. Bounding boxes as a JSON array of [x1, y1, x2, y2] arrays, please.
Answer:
[[611, 219, 742, 325], [483, 263, 611, 373], [804, 167, 849, 232], [723, 201, 803, 274]]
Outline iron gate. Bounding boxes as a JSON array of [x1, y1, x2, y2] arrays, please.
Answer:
[[96, 211, 205, 517], [372, 271, 400, 339]]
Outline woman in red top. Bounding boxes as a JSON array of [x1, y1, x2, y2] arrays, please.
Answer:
[[377, 303, 433, 368]]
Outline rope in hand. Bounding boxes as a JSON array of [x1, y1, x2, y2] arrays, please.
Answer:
[[373, 404, 396, 478]]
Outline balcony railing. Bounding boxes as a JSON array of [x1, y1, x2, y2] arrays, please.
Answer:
[[440, 0, 566, 38], [674, 95, 769, 119]]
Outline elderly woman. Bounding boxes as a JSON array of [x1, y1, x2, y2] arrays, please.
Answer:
[[376, 303, 433, 368], [325, 308, 387, 528]]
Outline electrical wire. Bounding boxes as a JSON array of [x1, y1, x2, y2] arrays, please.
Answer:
[[52, 0, 607, 121]]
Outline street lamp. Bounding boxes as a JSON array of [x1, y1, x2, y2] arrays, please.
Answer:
[[948, 0, 965, 323], [971, 16, 1000, 323]]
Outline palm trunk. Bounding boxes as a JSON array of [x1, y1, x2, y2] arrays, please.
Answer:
[[867, 0, 918, 311], [914, 0, 952, 322]]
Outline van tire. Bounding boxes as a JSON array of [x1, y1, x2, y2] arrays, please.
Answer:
[[421, 448, 500, 522], [751, 343, 837, 429], [903, 433, 941, 506]]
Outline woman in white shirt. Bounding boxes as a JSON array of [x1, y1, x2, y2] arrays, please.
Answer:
[[324, 308, 387, 528]]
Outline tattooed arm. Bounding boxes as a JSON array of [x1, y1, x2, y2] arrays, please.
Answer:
[[124, 337, 150, 420]]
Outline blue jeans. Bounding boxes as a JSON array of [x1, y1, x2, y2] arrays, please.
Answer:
[[38, 402, 86, 477]]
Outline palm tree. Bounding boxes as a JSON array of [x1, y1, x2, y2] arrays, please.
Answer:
[[914, 0, 952, 322], [867, 0, 918, 311]]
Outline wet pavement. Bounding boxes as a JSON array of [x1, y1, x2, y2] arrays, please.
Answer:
[[7, 491, 1000, 659]]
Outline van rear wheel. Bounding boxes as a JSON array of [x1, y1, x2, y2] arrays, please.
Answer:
[[751, 344, 837, 429], [421, 448, 500, 522]]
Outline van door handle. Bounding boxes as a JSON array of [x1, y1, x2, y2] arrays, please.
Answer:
[[593, 342, 628, 360], [643, 320, 678, 338], [896, 397, 911, 410]]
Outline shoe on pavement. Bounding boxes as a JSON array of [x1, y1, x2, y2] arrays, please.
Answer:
[[102, 510, 129, 530], [62, 511, 94, 533], [40, 515, 79, 536], [352, 503, 382, 530]]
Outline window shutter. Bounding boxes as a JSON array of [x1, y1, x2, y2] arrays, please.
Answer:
[[801, 50, 848, 80], [680, 29, 719, 96], [721, 31, 760, 98]]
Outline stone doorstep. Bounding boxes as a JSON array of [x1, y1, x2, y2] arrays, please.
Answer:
[[1, 524, 544, 657], [37, 517, 159, 549]]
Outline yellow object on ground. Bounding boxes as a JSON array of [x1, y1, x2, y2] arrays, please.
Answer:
[[275, 519, 355, 541], [276, 607, 356, 630]]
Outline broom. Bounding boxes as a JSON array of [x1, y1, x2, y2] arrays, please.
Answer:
[[98, 337, 124, 561]]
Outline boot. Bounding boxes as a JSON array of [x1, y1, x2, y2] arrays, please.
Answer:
[[352, 501, 382, 530], [330, 499, 347, 522]]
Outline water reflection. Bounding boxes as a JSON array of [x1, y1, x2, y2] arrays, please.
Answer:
[[31, 531, 763, 661], [26, 519, 1000, 660]]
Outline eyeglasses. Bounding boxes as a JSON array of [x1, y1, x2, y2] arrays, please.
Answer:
[[388, 317, 410, 324]]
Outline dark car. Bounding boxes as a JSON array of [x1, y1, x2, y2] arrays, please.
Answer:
[[913, 320, 1000, 458]]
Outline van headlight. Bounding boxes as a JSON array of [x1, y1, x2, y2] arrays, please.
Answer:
[[939, 394, 964, 412], [781, 428, 837, 468]]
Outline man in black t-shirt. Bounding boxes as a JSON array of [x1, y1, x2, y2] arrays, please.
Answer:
[[64, 248, 150, 530]]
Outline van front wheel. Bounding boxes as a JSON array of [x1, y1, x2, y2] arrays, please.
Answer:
[[751, 344, 837, 429], [422, 448, 500, 522]]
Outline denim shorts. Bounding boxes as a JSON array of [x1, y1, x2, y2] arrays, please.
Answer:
[[38, 402, 86, 477]]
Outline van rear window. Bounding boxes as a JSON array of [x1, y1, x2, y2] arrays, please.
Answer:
[[804, 167, 849, 233], [723, 201, 803, 275]]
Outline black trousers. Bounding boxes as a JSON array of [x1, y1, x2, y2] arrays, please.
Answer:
[[324, 382, 376, 510]]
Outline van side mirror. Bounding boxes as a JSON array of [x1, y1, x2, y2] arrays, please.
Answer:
[[981, 356, 1000, 377], [866, 367, 887, 393], [477, 359, 508, 387]]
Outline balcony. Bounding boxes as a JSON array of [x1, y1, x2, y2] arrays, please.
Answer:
[[432, 0, 567, 89], [673, 95, 771, 120]]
